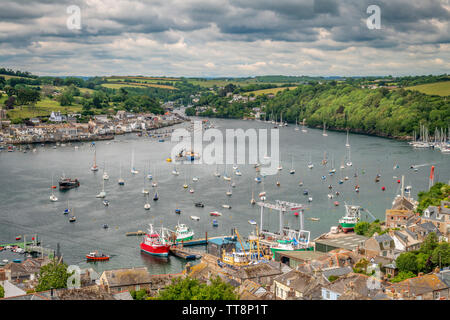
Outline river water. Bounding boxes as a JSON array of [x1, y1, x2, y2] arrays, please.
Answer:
[[0, 118, 449, 275]]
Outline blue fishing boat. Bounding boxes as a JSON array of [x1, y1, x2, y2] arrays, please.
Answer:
[[212, 219, 218, 227]]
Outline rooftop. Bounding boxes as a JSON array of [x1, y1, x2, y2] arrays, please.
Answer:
[[315, 233, 368, 251]]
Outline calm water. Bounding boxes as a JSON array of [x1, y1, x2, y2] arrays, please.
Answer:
[[0, 118, 449, 275]]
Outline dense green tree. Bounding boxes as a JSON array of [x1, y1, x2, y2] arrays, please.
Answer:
[[130, 288, 149, 300], [431, 242, 450, 268], [390, 271, 416, 283], [396, 252, 419, 274], [354, 221, 370, 236], [35, 260, 72, 292], [0, 284, 4, 298], [155, 276, 238, 300], [57, 90, 74, 106], [185, 107, 196, 116], [16, 87, 40, 105]]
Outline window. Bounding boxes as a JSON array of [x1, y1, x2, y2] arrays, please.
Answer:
[[434, 291, 440, 300], [135, 285, 140, 291], [326, 290, 330, 300]]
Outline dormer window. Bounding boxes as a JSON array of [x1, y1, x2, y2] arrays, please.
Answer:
[[424, 210, 430, 218]]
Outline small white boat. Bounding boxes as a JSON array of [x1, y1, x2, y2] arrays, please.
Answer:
[[235, 170, 242, 176], [223, 175, 231, 181], [190, 215, 200, 221], [221, 204, 232, 209], [189, 188, 195, 193], [232, 164, 238, 170], [50, 194, 58, 202], [308, 197, 313, 202], [248, 220, 257, 225], [192, 177, 199, 182], [96, 191, 106, 198], [142, 188, 149, 194], [308, 217, 320, 221], [144, 202, 151, 210], [103, 200, 109, 206]]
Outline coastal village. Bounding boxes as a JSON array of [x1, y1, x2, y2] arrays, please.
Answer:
[[1, 187, 449, 300], [0, 108, 186, 147]]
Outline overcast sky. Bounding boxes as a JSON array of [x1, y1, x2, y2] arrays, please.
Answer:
[[0, 0, 449, 77]]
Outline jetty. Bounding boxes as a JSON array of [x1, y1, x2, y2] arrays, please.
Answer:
[[126, 230, 146, 236], [169, 246, 202, 260], [178, 234, 237, 247]]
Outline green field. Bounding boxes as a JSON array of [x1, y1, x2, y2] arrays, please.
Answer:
[[408, 81, 450, 96], [6, 98, 83, 121], [0, 74, 29, 80], [243, 86, 298, 96], [102, 82, 177, 90]]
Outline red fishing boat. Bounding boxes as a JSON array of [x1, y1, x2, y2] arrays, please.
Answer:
[[86, 251, 110, 261], [140, 224, 170, 257]]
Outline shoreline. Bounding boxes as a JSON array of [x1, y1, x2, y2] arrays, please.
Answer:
[[195, 115, 413, 142], [2, 119, 186, 146]]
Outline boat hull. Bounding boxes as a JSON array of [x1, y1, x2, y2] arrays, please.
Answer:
[[339, 222, 356, 232], [140, 243, 170, 257], [86, 256, 109, 261]]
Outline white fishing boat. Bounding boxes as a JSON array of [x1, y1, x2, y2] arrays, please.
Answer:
[[235, 170, 242, 176], [248, 220, 257, 225], [308, 197, 313, 202], [222, 204, 232, 209], [192, 177, 199, 182], [174, 223, 195, 241], [172, 164, 179, 176], [190, 216, 200, 221]]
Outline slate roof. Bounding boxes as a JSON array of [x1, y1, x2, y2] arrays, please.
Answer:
[[322, 266, 353, 280], [374, 234, 393, 243], [274, 269, 322, 299], [388, 274, 448, 296], [322, 273, 386, 299], [101, 267, 152, 287]]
